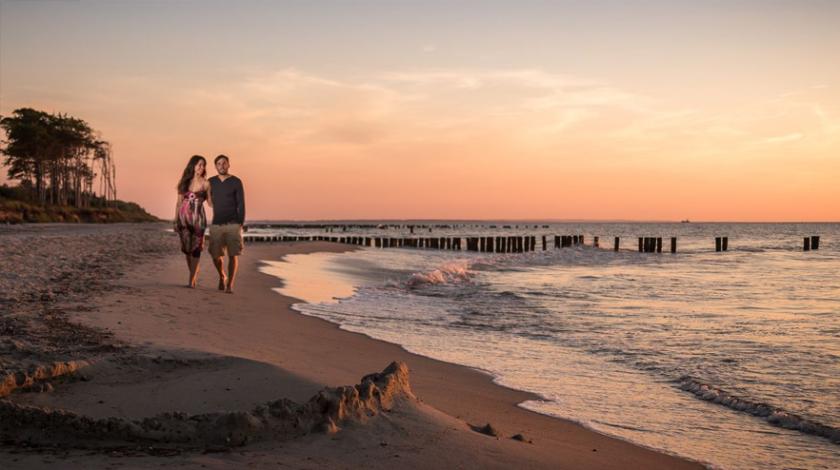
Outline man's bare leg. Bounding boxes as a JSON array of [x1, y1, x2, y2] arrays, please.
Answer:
[[225, 256, 239, 293], [212, 256, 226, 290]]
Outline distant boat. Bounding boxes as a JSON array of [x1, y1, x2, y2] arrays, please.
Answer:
[[681, 219, 691, 223]]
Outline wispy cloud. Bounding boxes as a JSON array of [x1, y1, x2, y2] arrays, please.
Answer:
[[762, 133, 805, 144]]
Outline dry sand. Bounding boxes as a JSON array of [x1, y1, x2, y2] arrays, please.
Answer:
[[0, 224, 705, 469]]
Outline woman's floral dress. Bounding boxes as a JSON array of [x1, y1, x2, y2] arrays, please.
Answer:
[[176, 190, 207, 257]]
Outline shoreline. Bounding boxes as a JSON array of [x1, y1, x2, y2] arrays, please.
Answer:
[[1, 225, 704, 468]]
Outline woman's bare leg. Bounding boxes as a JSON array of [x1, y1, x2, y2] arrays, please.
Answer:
[[188, 256, 200, 288], [184, 254, 193, 287]]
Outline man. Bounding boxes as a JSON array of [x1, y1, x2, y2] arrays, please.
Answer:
[[208, 154, 245, 293]]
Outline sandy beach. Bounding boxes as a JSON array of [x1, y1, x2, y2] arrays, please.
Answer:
[[0, 223, 703, 469]]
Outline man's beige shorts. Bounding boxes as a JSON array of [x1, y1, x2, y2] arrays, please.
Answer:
[[208, 224, 243, 258]]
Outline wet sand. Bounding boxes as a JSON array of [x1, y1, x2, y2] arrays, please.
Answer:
[[0, 224, 704, 468]]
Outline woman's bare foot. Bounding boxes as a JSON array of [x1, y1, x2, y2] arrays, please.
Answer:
[[218, 277, 226, 291]]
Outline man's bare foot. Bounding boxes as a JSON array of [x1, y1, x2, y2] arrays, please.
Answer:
[[218, 277, 226, 291], [225, 288, 233, 294]]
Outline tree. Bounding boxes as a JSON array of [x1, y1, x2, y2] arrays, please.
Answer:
[[0, 108, 116, 207]]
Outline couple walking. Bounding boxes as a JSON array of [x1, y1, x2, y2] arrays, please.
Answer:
[[175, 154, 245, 293]]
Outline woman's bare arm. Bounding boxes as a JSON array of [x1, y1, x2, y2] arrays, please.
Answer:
[[174, 192, 184, 225], [205, 181, 213, 209]]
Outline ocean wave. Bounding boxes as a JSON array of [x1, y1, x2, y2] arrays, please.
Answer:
[[677, 377, 840, 444], [404, 260, 474, 288]]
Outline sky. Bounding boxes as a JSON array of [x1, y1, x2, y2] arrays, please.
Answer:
[[1, 0, 838, 221]]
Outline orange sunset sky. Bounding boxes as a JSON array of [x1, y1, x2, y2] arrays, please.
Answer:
[[1, 0, 838, 221]]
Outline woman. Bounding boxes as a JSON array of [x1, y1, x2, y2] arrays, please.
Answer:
[[175, 155, 212, 288]]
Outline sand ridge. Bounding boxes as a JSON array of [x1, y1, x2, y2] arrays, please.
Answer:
[[1, 362, 416, 449]]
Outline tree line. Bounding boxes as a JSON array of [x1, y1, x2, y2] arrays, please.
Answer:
[[0, 107, 116, 207]]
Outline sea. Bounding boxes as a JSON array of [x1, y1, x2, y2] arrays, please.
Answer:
[[256, 222, 839, 470]]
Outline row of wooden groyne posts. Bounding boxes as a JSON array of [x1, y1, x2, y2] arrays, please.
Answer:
[[243, 234, 823, 252]]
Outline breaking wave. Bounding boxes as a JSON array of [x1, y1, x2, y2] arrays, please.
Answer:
[[405, 260, 475, 288], [678, 377, 840, 444]]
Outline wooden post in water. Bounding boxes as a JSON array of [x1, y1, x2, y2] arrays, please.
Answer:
[[656, 237, 662, 253], [580, 235, 585, 246], [479, 237, 486, 252], [594, 236, 599, 248], [554, 235, 560, 249], [542, 235, 547, 250], [804, 237, 811, 251], [614, 237, 620, 252], [638, 237, 644, 252], [715, 237, 722, 252], [531, 236, 536, 252], [722, 237, 729, 251], [811, 236, 820, 250], [670, 237, 677, 253]]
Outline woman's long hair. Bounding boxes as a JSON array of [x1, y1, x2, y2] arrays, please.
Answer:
[[177, 155, 207, 194]]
